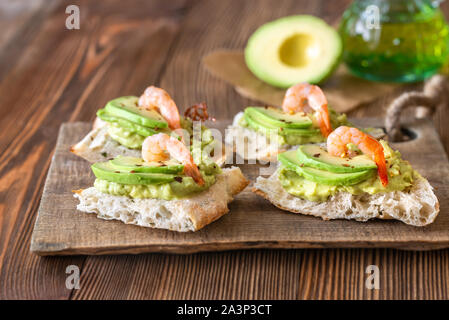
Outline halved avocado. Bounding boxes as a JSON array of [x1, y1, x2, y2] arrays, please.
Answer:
[[245, 106, 312, 129], [278, 150, 375, 186], [244, 110, 320, 136], [104, 96, 168, 129], [297, 145, 377, 173], [245, 15, 342, 88], [91, 162, 176, 185], [97, 109, 158, 137], [109, 156, 184, 174]]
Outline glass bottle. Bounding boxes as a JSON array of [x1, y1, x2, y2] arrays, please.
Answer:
[[339, 0, 449, 82]]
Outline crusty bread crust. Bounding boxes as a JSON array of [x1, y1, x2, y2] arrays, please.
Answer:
[[252, 169, 439, 227], [74, 167, 249, 232], [71, 119, 227, 166]]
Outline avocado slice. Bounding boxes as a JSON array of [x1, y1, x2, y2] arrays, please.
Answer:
[[91, 162, 176, 185], [245, 15, 342, 88], [245, 106, 312, 129], [244, 110, 320, 136], [104, 96, 168, 129], [278, 150, 375, 186], [109, 156, 184, 174], [297, 145, 377, 173], [97, 109, 158, 137]]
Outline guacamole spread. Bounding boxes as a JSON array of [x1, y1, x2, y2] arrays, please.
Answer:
[[107, 124, 147, 149], [94, 161, 221, 200], [278, 141, 416, 202], [107, 116, 214, 151]]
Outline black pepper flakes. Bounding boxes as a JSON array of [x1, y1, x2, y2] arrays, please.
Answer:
[[174, 177, 183, 183]]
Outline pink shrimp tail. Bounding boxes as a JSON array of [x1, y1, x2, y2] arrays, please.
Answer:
[[327, 126, 388, 186], [374, 150, 388, 187], [184, 163, 205, 186], [317, 103, 332, 137]]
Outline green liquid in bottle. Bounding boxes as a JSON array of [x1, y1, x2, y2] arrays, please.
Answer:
[[340, 0, 449, 82]]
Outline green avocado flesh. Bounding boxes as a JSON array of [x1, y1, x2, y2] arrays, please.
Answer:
[[97, 95, 170, 148], [245, 15, 342, 88], [92, 159, 221, 200], [92, 162, 176, 185], [107, 125, 146, 149], [241, 106, 349, 145], [97, 109, 158, 137], [277, 141, 416, 202], [104, 96, 168, 129], [296, 144, 377, 173], [278, 150, 375, 186], [245, 107, 312, 128], [98, 97, 216, 154], [109, 156, 184, 174]]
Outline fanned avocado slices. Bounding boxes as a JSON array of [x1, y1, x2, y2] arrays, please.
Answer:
[[278, 150, 376, 186], [109, 156, 184, 174], [296, 144, 377, 173], [91, 162, 177, 185], [244, 108, 320, 136], [97, 109, 158, 137], [102, 96, 168, 129], [245, 106, 312, 129]]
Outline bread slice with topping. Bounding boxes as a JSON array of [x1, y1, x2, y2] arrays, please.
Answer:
[[74, 167, 249, 232], [71, 118, 227, 166], [252, 169, 439, 227]]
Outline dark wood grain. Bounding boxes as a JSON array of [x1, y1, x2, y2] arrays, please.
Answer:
[[0, 0, 192, 299], [1, 0, 449, 299]]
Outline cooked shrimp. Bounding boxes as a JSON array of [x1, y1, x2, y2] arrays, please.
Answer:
[[282, 83, 332, 137], [142, 133, 204, 185], [327, 126, 388, 187], [138, 86, 181, 130]]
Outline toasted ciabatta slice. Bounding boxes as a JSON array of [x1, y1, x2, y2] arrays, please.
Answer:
[[71, 118, 227, 165], [74, 167, 249, 232], [252, 169, 439, 227], [225, 113, 386, 162]]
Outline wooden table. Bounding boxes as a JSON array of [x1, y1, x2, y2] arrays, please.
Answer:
[[1, 0, 449, 300]]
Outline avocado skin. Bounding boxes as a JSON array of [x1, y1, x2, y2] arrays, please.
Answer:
[[244, 15, 342, 88], [278, 150, 375, 186], [91, 162, 176, 185], [104, 96, 168, 129], [97, 109, 158, 137], [296, 145, 377, 173], [244, 109, 320, 136], [245, 106, 312, 129], [109, 156, 184, 174]]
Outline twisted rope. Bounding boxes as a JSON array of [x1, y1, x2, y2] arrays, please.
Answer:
[[385, 75, 448, 141]]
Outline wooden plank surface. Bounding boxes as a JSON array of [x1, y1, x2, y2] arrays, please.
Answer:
[[31, 118, 449, 255], [1, 0, 449, 299]]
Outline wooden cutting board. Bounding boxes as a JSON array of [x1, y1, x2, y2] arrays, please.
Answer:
[[31, 118, 449, 255]]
